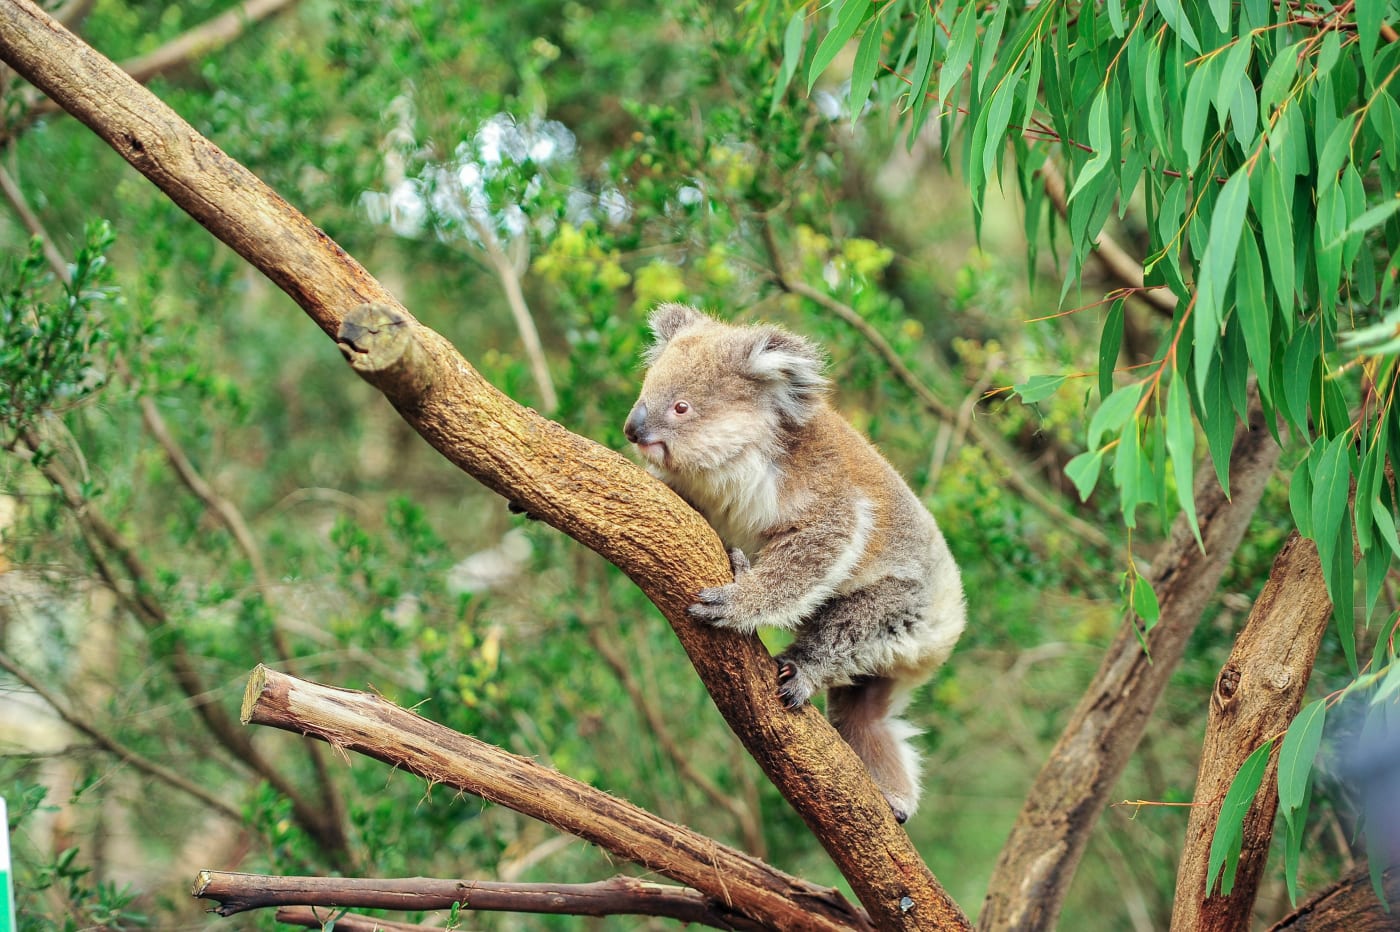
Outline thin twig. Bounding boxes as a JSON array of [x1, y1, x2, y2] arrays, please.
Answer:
[[0, 156, 351, 848], [0, 162, 69, 282], [582, 606, 765, 855], [275, 908, 421, 932], [135, 391, 349, 852], [463, 214, 558, 413], [16, 435, 352, 866], [0, 648, 243, 822]]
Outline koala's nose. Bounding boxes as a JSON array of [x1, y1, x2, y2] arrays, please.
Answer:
[[623, 403, 647, 444]]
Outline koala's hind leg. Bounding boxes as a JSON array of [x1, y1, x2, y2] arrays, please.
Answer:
[[773, 576, 924, 709], [827, 676, 922, 823]]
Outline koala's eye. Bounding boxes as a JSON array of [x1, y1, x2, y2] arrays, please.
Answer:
[[673, 400, 691, 415]]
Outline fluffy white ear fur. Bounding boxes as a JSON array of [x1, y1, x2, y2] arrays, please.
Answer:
[[744, 327, 828, 426], [644, 303, 708, 365]]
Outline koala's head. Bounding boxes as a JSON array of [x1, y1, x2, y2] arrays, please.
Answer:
[[623, 303, 828, 473]]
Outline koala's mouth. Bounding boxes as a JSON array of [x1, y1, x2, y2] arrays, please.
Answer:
[[634, 440, 668, 466]]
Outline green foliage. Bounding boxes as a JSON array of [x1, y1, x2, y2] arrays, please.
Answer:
[[5, 779, 147, 932], [1, 0, 1382, 927], [1206, 738, 1273, 897], [0, 223, 114, 447], [799, 0, 1400, 898]]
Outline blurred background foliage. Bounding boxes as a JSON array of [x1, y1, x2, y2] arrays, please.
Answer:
[[0, 0, 1377, 929]]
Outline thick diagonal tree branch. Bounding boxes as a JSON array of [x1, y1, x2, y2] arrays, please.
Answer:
[[1171, 533, 1332, 930], [2, 0, 299, 142], [0, 2, 969, 927], [979, 398, 1281, 931], [237, 668, 862, 931]]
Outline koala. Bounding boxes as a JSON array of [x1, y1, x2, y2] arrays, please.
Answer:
[[623, 304, 966, 822]]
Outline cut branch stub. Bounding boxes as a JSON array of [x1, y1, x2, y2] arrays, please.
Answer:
[[336, 302, 431, 399], [240, 665, 872, 932]]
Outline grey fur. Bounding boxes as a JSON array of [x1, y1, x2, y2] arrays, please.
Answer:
[[624, 306, 967, 821]]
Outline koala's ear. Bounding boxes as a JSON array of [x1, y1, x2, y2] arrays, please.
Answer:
[[644, 303, 707, 364], [649, 303, 707, 341], [744, 326, 829, 426]]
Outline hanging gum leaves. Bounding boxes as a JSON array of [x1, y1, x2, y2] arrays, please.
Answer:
[[793, 0, 1400, 896], [1207, 740, 1274, 897]]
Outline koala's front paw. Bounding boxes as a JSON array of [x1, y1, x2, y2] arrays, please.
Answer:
[[688, 583, 744, 627], [775, 656, 817, 710]]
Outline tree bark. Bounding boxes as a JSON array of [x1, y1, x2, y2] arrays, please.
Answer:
[[0, 2, 970, 927], [978, 399, 1280, 931], [1266, 868, 1400, 931], [273, 906, 435, 932], [1170, 533, 1333, 930], [195, 871, 768, 930], [240, 666, 867, 932]]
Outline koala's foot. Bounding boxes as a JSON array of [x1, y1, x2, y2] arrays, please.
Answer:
[[775, 656, 816, 710], [881, 788, 918, 825], [887, 799, 910, 824]]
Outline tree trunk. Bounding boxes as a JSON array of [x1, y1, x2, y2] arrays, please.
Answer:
[[1170, 533, 1332, 930], [978, 399, 1280, 931]]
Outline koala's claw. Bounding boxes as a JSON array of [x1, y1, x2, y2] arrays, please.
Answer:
[[775, 659, 813, 710], [688, 583, 739, 624]]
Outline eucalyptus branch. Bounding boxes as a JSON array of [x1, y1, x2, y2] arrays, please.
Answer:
[[1267, 867, 1400, 930], [0, 648, 243, 822], [240, 666, 870, 932], [1171, 533, 1332, 929], [3, 0, 300, 143], [196, 871, 767, 930]]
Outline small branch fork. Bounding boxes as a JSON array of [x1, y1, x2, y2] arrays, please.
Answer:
[[239, 665, 869, 932]]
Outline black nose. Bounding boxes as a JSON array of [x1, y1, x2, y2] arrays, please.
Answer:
[[624, 403, 647, 443]]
